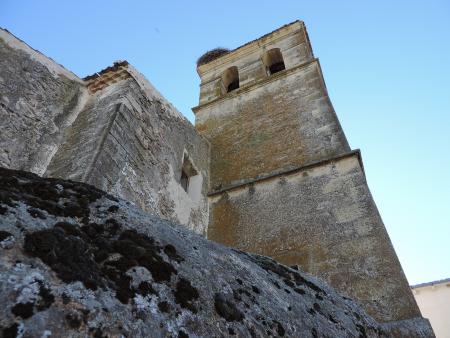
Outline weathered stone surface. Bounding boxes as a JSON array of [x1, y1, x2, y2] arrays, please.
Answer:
[[0, 29, 87, 176], [0, 29, 210, 235], [0, 167, 399, 338], [195, 21, 314, 106], [45, 70, 210, 235], [193, 20, 430, 335], [194, 22, 349, 191], [208, 153, 419, 324], [0, 21, 434, 337]]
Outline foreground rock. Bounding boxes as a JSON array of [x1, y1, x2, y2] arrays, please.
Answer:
[[0, 167, 388, 338]]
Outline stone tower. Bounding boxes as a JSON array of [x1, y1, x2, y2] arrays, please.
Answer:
[[193, 21, 428, 331]]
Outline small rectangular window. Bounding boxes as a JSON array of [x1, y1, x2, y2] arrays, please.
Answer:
[[180, 153, 198, 194]]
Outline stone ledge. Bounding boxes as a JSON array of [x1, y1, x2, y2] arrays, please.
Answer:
[[208, 149, 364, 197], [196, 20, 303, 75]]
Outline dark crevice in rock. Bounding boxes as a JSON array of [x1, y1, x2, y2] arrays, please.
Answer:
[[66, 312, 83, 329], [0, 205, 9, 215], [11, 302, 34, 319], [2, 323, 19, 338], [0, 230, 13, 242], [356, 324, 368, 338], [163, 244, 184, 262], [138, 281, 156, 296], [36, 282, 55, 311], [273, 320, 285, 337], [294, 287, 305, 295], [174, 277, 199, 313], [107, 205, 119, 213], [158, 301, 170, 313], [251, 285, 260, 294], [93, 328, 108, 338], [214, 293, 244, 322], [27, 207, 46, 219], [248, 255, 324, 295], [178, 330, 189, 338]]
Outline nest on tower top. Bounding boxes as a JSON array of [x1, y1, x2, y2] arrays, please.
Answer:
[[196, 48, 230, 67]]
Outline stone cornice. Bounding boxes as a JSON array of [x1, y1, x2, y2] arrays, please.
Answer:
[[196, 21, 304, 76], [208, 150, 364, 197]]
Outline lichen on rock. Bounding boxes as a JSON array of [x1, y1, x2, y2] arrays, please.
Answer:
[[0, 167, 390, 337]]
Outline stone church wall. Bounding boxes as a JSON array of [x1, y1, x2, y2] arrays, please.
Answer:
[[0, 29, 88, 175], [0, 29, 210, 234], [47, 73, 210, 234]]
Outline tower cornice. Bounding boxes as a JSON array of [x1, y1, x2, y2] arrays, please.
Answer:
[[196, 21, 304, 76]]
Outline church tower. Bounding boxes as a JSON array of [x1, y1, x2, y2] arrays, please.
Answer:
[[193, 21, 429, 332]]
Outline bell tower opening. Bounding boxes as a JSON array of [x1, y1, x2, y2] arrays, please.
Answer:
[[221, 66, 239, 93], [263, 48, 285, 75]]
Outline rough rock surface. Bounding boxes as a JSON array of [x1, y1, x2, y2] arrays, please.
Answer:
[[0, 167, 389, 338]]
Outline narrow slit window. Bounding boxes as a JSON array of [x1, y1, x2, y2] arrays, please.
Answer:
[[263, 48, 286, 76], [221, 66, 239, 94], [180, 169, 189, 192], [180, 153, 198, 194]]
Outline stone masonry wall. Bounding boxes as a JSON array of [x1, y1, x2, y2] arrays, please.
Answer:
[[196, 21, 313, 106], [46, 71, 210, 234], [195, 61, 349, 190], [208, 153, 421, 323], [0, 29, 210, 234], [0, 29, 88, 175]]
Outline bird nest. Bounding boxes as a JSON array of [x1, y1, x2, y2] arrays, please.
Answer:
[[196, 48, 230, 67]]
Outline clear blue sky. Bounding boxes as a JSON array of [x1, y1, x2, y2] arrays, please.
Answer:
[[1, 0, 449, 285]]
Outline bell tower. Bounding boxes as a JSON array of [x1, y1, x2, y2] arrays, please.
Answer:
[[193, 21, 431, 335], [194, 21, 351, 191]]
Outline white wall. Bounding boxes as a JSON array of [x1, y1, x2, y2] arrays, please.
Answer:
[[413, 279, 450, 338]]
